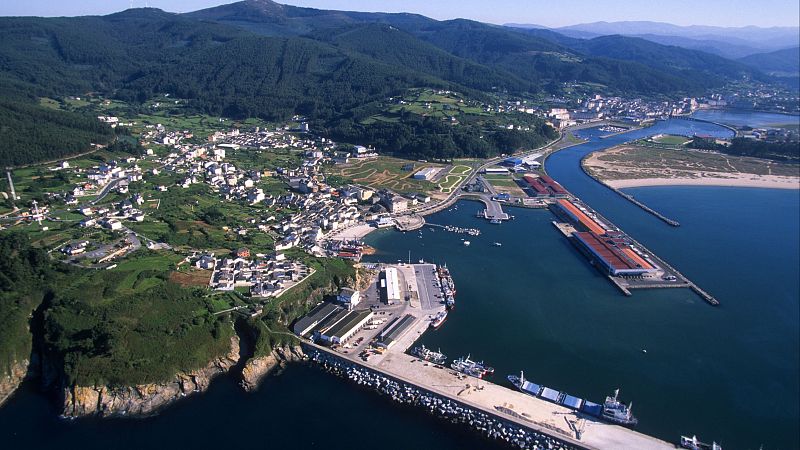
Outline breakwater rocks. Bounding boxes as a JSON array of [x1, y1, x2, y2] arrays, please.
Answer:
[[0, 359, 29, 407], [240, 345, 305, 392], [305, 347, 579, 450], [61, 336, 241, 418]]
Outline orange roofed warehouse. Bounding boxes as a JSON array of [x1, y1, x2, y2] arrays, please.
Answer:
[[555, 199, 658, 277], [573, 232, 657, 276]]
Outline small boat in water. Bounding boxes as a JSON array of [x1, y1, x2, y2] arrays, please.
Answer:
[[493, 242, 502, 247], [463, 240, 471, 246], [680, 435, 722, 450]]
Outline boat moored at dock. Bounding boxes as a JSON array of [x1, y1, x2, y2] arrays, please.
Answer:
[[430, 310, 448, 329], [507, 371, 637, 427], [680, 435, 723, 450], [411, 344, 447, 365], [452, 354, 494, 378], [437, 265, 456, 309]]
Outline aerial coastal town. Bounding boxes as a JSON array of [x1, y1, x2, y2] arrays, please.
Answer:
[[1, 1, 799, 450], [1, 85, 771, 449]]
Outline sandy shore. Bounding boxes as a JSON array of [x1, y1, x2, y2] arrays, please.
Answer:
[[607, 175, 800, 190], [326, 223, 379, 241]]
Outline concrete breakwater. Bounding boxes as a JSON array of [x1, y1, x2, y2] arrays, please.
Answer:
[[578, 155, 681, 227], [304, 345, 581, 450]]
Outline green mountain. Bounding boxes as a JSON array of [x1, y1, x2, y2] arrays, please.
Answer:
[[0, 1, 786, 164], [739, 47, 800, 77], [183, 0, 435, 36], [311, 23, 532, 92], [567, 35, 765, 85]]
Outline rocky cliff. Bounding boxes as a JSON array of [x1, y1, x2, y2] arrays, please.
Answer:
[[0, 359, 29, 407], [61, 336, 241, 418], [240, 345, 305, 392]]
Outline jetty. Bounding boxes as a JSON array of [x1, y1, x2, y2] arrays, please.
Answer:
[[425, 223, 481, 236], [303, 333, 674, 450], [578, 159, 680, 227]]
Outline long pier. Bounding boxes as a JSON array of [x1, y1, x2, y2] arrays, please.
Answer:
[[302, 341, 675, 450], [578, 157, 681, 227]]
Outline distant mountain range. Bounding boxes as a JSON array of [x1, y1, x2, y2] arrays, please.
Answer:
[[506, 21, 800, 59], [0, 0, 793, 164], [739, 47, 800, 77]]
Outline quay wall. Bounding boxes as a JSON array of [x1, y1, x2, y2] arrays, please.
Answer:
[[303, 343, 585, 450]]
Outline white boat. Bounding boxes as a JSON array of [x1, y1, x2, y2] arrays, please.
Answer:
[[463, 240, 471, 246]]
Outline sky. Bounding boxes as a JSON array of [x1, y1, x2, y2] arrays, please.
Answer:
[[0, 0, 799, 28]]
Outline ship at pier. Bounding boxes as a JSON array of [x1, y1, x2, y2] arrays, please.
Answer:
[[507, 371, 638, 427], [437, 264, 456, 309], [430, 310, 448, 329], [451, 354, 494, 378], [680, 435, 723, 450], [411, 345, 447, 365]]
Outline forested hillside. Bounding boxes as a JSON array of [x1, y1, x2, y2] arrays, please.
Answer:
[[0, 233, 53, 374], [0, 99, 114, 166], [0, 1, 785, 165]]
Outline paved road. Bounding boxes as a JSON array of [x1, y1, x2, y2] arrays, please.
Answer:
[[88, 179, 121, 206]]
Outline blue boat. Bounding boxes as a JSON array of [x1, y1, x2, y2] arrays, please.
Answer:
[[506, 371, 638, 427]]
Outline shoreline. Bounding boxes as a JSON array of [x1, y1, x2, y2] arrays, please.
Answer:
[[605, 176, 800, 190]]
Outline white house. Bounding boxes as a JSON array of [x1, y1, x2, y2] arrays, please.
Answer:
[[337, 288, 361, 309]]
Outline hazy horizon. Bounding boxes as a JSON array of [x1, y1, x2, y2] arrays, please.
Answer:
[[0, 0, 799, 29]]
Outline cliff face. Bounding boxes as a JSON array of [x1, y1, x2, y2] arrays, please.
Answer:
[[0, 359, 29, 407], [240, 345, 304, 392], [61, 336, 241, 418]]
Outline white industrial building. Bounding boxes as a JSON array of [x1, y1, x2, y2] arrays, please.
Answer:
[[382, 267, 401, 304], [413, 167, 439, 180]]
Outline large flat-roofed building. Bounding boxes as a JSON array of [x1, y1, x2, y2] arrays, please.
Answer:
[[381, 267, 401, 304], [556, 199, 607, 235], [316, 309, 374, 345], [484, 166, 509, 175], [573, 232, 657, 277], [413, 167, 439, 181], [292, 302, 341, 337], [375, 314, 415, 349]]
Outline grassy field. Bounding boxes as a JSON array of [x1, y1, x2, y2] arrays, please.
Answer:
[[362, 88, 491, 125], [331, 157, 443, 194], [651, 134, 691, 146]]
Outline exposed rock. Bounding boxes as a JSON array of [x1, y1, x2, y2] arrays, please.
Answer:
[[61, 336, 241, 418], [0, 359, 29, 407], [240, 345, 304, 392]]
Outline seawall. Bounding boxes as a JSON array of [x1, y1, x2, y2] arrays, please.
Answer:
[[303, 343, 584, 450]]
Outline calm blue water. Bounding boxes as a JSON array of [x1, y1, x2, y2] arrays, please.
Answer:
[[1, 118, 797, 450], [0, 365, 496, 450], [691, 110, 800, 127], [361, 119, 798, 448]]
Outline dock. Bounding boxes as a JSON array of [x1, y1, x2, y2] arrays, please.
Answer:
[[296, 263, 677, 450], [550, 197, 719, 306]]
